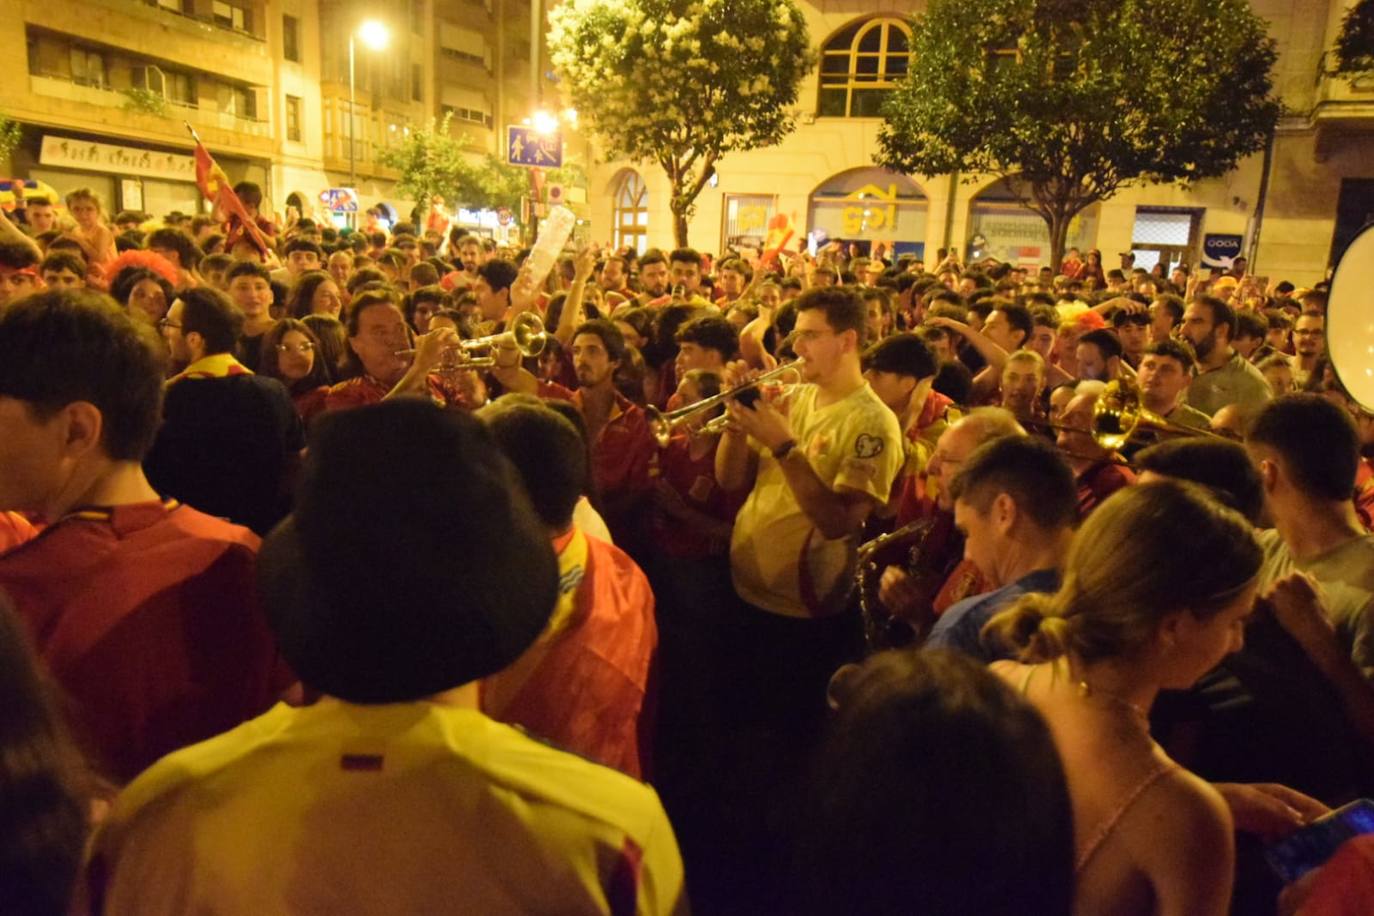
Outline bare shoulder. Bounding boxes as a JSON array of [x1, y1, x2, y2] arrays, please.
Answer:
[[1126, 765, 1233, 871]]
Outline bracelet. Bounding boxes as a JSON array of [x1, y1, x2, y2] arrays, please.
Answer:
[[772, 439, 798, 460]]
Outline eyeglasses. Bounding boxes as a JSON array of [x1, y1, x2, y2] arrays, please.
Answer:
[[276, 342, 315, 354], [157, 319, 182, 331]]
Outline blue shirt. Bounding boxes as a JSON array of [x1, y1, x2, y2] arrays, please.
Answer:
[[926, 568, 1061, 662]]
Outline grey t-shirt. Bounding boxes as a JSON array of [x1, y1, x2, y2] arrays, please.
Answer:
[[1185, 351, 1272, 417], [1257, 528, 1374, 676]]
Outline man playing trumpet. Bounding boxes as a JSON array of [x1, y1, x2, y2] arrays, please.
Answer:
[[715, 286, 903, 745]]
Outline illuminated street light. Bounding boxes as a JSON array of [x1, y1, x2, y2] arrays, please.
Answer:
[[349, 19, 392, 192], [531, 109, 560, 136]]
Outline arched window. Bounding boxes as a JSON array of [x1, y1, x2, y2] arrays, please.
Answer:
[[611, 170, 648, 254], [817, 17, 912, 118]]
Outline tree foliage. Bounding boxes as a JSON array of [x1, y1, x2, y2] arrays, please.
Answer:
[[0, 115, 21, 165], [1335, 0, 1374, 74], [379, 114, 584, 220], [548, 0, 814, 245], [878, 0, 1281, 268]]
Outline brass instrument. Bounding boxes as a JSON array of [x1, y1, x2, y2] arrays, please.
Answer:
[[397, 312, 548, 370], [1090, 376, 1227, 451], [646, 360, 802, 447], [855, 516, 938, 653]]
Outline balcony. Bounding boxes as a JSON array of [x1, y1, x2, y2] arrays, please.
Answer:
[[28, 73, 272, 142], [22, 0, 272, 86]]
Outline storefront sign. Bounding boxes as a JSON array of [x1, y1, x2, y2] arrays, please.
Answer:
[[840, 184, 899, 236], [40, 135, 196, 182], [1202, 233, 1244, 268]]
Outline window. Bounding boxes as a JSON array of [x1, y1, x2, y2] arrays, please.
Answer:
[[166, 70, 196, 106], [442, 105, 490, 126], [286, 94, 302, 141], [152, 0, 184, 12], [212, 0, 249, 32], [221, 83, 257, 120], [283, 15, 300, 62], [817, 17, 912, 118], [412, 63, 423, 101], [611, 170, 648, 254], [70, 47, 107, 88]]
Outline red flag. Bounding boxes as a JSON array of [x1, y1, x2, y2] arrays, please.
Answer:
[[192, 138, 271, 256], [762, 212, 796, 269]]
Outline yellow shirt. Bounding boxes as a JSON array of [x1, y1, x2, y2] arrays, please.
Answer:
[[730, 381, 904, 617], [87, 701, 687, 916]]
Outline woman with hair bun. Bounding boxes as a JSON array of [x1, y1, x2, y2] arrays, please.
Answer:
[[985, 480, 1263, 916]]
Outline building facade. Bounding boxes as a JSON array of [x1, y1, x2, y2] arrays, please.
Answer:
[[586, 0, 1374, 287], [0, 0, 559, 231]]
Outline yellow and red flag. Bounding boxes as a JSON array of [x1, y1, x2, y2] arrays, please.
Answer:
[[762, 212, 796, 269], [188, 125, 271, 256]]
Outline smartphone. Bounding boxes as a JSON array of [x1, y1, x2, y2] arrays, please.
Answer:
[[1264, 798, 1374, 884]]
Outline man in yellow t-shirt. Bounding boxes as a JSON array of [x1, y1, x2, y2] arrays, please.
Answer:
[[717, 285, 904, 723], [86, 401, 687, 916]]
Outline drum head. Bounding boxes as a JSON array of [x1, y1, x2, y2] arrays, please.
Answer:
[[1327, 223, 1374, 412]]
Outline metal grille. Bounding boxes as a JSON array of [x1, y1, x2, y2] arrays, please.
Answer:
[[1132, 210, 1193, 246]]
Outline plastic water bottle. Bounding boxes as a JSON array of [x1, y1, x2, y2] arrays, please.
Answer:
[[523, 205, 576, 290]]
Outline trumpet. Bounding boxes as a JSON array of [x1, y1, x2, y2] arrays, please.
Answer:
[[397, 312, 548, 370], [646, 360, 802, 447], [1090, 376, 1227, 450]]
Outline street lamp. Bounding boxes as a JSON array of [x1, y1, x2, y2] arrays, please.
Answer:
[[348, 19, 391, 193]]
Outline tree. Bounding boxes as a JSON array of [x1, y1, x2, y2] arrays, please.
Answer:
[[878, 0, 1281, 270], [1335, 0, 1374, 75], [380, 116, 585, 228], [548, 0, 814, 246]]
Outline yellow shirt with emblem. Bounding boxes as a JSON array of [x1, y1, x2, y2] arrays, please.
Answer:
[[86, 701, 687, 916], [730, 381, 904, 618]]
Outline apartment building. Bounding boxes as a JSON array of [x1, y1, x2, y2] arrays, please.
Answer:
[[0, 0, 561, 229]]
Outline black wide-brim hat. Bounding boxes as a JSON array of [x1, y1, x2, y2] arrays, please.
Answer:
[[259, 400, 559, 704]]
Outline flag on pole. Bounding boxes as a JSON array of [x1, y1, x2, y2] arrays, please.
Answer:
[[761, 212, 796, 269], [186, 124, 271, 256]]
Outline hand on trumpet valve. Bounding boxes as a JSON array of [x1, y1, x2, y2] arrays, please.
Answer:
[[878, 566, 925, 620], [725, 396, 792, 452], [413, 326, 460, 374]]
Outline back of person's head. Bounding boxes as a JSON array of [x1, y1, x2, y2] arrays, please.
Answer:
[[232, 181, 263, 208], [0, 596, 90, 916], [986, 481, 1261, 664], [477, 258, 519, 294], [1249, 393, 1360, 502], [258, 402, 558, 703], [932, 359, 973, 403], [0, 241, 40, 271], [795, 285, 867, 345], [674, 315, 738, 360], [479, 398, 588, 530], [796, 648, 1073, 916], [1134, 438, 1264, 524], [146, 227, 203, 269], [950, 435, 1076, 532], [178, 286, 243, 355], [0, 290, 165, 462], [863, 332, 937, 380]]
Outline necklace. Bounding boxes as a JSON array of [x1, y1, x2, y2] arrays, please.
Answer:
[[1077, 679, 1150, 723]]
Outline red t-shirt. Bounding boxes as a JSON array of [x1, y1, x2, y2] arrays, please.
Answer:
[[537, 382, 655, 508], [0, 500, 283, 783], [1076, 461, 1136, 517], [651, 434, 745, 559], [0, 511, 38, 555], [292, 385, 330, 426]]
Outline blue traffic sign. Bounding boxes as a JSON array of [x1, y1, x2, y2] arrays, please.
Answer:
[[319, 188, 359, 212], [507, 127, 563, 168]]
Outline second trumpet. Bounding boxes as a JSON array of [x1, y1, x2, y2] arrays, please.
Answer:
[[646, 360, 801, 447]]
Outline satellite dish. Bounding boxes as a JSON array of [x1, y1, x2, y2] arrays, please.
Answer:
[[1327, 223, 1374, 412]]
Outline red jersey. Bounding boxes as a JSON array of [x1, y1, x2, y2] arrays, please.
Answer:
[[0, 499, 283, 783], [292, 384, 329, 426], [537, 382, 655, 510], [651, 434, 745, 559], [324, 373, 471, 412], [482, 528, 657, 777]]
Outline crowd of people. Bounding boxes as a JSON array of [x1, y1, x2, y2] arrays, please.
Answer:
[[0, 182, 1371, 916]]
